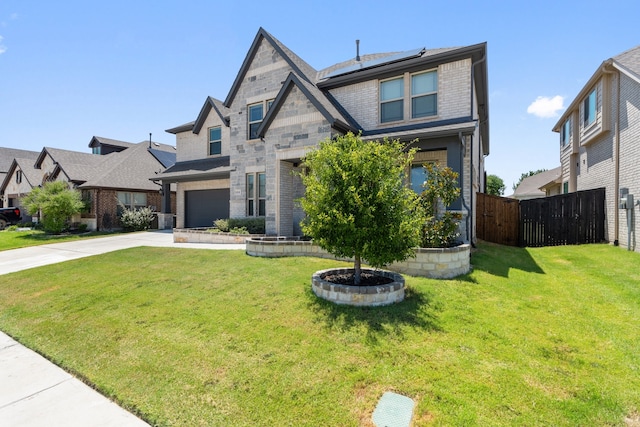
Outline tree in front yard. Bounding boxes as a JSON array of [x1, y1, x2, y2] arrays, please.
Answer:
[[299, 132, 423, 285], [22, 181, 84, 234]]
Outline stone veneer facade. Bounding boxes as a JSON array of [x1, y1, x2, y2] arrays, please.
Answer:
[[160, 28, 489, 244]]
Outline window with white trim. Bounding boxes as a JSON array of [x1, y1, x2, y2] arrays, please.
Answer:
[[16, 170, 22, 184], [380, 77, 404, 123], [411, 71, 438, 118], [246, 172, 266, 216], [208, 126, 221, 155]]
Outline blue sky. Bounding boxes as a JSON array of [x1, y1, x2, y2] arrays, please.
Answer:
[[1, 0, 639, 192]]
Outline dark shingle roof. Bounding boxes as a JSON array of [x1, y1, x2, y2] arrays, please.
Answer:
[[0, 147, 39, 172], [80, 142, 174, 191]]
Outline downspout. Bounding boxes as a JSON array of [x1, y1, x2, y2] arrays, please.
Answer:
[[458, 131, 471, 242], [602, 62, 620, 245], [468, 51, 487, 246]]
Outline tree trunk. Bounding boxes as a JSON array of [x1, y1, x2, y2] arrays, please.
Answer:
[[354, 254, 362, 285]]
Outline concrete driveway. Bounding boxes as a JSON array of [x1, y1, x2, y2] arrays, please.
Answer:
[[0, 230, 245, 426], [0, 229, 245, 276]]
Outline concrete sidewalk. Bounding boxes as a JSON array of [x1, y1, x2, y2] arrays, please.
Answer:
[[0, 230, 245, 426]]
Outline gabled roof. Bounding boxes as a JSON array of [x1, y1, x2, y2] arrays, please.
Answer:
[[0, 157, 45, 192], [512, 167, 562, 199], [224, 27, 318, 107], [0, 147, 39, 172], [35, 147, 104, 171], [553, 45, 640, 132], [80, 141, 175, 191], [258, 73, 355, 137], [192, 96, 231, 134]]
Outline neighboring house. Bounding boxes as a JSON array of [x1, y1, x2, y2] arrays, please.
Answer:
[[0, 147, 39, 207], [0, 138, 176, 230], [159, 27, 489, 243], [552, 45, 640, 251], [511, 167, 562, 200]]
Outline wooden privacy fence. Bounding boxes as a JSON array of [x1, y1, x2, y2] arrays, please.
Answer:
[[476, 188, 606, 247], [476, 193, 519, 246]]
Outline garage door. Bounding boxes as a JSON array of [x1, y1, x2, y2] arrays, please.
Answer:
[[185, 189, 230, 228]]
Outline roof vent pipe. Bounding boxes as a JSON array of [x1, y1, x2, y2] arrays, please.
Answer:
[[356, 40, 360, 61], [149, 133, 152, 149]]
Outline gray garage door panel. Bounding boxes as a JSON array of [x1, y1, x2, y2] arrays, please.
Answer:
[[185, 189, 230, 228]]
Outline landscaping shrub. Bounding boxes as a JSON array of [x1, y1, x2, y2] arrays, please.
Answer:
[[228, 217, 265, 234], [213, 219, 230, 232], [119, 206, 156, 231]]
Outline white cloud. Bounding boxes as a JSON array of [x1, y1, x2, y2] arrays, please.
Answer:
[[0, 36, 6, 54], [10, 13, 18, 20], [527, 95, 564, 118]]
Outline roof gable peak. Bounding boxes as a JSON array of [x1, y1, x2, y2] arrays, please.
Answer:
[[223, 28, 317, 108]]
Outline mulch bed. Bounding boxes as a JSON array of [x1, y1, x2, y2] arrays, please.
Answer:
[[322, 272, 394, 286]]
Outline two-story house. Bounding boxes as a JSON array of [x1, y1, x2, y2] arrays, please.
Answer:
[[552, 45, 640, 251], [160, 28, 489, 243]]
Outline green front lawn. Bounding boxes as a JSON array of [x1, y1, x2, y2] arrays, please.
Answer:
[[0, 243, 638, 426], [0, 229, 123, 251]]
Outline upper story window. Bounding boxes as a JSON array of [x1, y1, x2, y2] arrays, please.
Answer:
[[16, 170, 22, 184], [92, 146, 101, 155], [209, 126, 222, 155], [247, 99, 274, 140], [583, 88, 597, 126], [411, 71, 438, 118], [380, 70, 439, 124], [561, 118, 571, 147], [380, 77, 404, 123]]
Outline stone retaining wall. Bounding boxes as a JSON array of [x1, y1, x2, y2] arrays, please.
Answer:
[[173, 228, 264, 244], [312, 268, 405, 306], [246, 237, 470, 279]]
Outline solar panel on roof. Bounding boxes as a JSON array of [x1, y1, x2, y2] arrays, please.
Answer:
[[149, 149, 176, 168], [323, 48, 425, 79]]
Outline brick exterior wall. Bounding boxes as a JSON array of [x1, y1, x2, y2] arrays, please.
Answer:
[[617, 72, 640, 250], [561, 69, 640, 251], [88, 188, 173, 231], [176, 108, 231, 162], [329, 59, 471, 130]]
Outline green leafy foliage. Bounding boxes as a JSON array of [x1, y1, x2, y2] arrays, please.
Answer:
[[228, 218, 265, 234], [213, 218, 230, 232], [21, 181, 84, 234], [118, 205, 155, 231], [212, 218, 265, 234], [299, 132, 422, 283], [419, 162, 463, 247], [486, 174, 506, 196]]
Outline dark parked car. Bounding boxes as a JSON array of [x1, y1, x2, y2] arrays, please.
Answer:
[[0, 207, 22, 229]]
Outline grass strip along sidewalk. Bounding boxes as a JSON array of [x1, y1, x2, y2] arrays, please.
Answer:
[[0, 243, 638, 426]]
